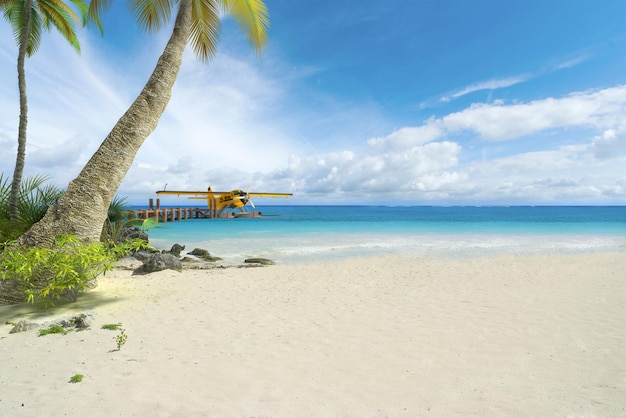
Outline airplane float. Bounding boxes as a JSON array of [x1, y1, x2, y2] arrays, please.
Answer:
[[156, 186, 292, 218]]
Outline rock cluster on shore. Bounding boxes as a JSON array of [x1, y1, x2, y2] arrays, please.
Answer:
[[9, 312, 95, 334], [120, 244, 275, 275]]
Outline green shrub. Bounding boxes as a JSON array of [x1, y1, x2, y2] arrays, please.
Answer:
[[0, 235, 145, 305], [0, 220, 25, 250]]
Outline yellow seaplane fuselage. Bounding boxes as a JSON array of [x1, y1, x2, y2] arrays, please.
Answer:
[[156, 187, 292, 217]]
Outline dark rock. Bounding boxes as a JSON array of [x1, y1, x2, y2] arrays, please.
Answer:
[[202, 255, 223, 262], [132, 249, 155, 263], [188, 248, 210, 257], [187, 248, 222, 262], [163, 243, 185, 257], [244, 258, 275, 266], [72, 313, 93, 329], [134, 253, 182, 274], [58, 313, 93, 329], [120, 227, 149, 243]]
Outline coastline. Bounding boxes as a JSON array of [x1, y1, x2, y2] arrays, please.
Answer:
[[144, 205, 626, 266], [1, 251, 625, 417]]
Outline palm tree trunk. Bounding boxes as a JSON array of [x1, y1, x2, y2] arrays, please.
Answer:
[[9, 0, 32, 222], [17, 0, 193, 247]]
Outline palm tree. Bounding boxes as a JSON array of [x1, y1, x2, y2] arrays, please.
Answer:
[[17, 0, 269, 247], [1, 0, 89, 223]]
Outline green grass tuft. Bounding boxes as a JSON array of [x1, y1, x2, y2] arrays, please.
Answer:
[[39, 324, 68, 336], [101, 323, 122, 331]]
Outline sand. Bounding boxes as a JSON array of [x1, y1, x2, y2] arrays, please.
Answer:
[[1, 252, 625, 417]]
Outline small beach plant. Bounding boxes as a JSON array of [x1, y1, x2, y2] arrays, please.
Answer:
[[69, 374, 84, 384], [115, 328, 128, 351]]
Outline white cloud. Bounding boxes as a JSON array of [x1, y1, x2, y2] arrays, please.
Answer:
[[250, 140, 463, 201], [367, 119, 443, 150], [456, 144, 626, 203], [442, 85, 626, 141], [248, 84, 626, 204], [552, 55, 589, 70], [28, 135, 86, 169], [441, 76, 528, 102], [439, 53, 590, 104], [591, 129, 626, 159]]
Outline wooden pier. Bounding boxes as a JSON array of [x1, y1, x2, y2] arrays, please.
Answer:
[[127, 198, 260, 222]]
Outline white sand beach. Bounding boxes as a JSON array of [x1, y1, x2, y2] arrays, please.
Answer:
[[1, 252, 625, 417]]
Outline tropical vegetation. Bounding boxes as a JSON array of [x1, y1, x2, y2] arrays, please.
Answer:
[[0, 0, 269, 306], [0, 174, 150, 305], [0, 234, 146, 305], [17, 0, 270, 248]]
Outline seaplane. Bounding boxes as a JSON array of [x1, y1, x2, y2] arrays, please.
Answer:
[[156, 186, 292, 218]]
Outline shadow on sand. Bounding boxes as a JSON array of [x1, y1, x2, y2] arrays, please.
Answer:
[[0, 288, 126, 325]]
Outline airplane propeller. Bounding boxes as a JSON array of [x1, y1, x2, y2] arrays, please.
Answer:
[[245, 185, 255, 209]]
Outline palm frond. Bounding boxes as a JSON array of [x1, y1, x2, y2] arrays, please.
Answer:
[[68, 0, 92, 36], [46, 0, 86, 24], [0, 174, 63, 229], [86, 0, 111, 34], [3, 2, 29, 53], [131, 0, 177, 32], [223, 0, 269, 53], [18, 174, 49, 193], [0, 173, 11, 220], [36, 0, 82, 52], [27, 11, 43, 55], [107, 195, 130, 223], [189, 0, 220, 62], [2, 0, 85, 55], [16, 175, 63, 227], [0, 173, 10, 196]]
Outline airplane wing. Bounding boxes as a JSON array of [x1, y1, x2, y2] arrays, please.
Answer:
[[156, 190, 228, 197], [156, 190, 292, 198], [248, 193, 293, 197]]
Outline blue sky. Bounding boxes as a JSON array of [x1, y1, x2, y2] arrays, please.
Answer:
[[1, 0, 626, 205]]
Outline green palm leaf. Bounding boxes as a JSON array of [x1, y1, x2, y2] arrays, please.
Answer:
[[190, 0, 220, 62], [224, 0, 269, 52]]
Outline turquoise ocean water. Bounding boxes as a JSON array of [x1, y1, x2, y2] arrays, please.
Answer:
[[143, 206, 626, 264]]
